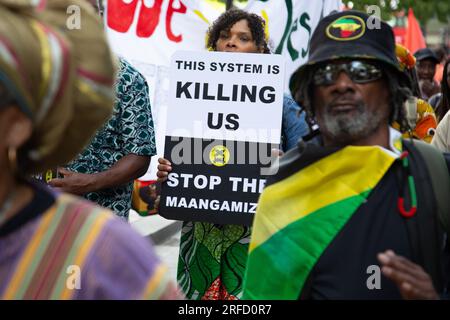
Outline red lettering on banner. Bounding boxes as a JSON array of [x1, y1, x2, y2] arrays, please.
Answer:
[[107, 0, 139, 33], [137, 0, 163, 38], [107, 0, 187, 43]]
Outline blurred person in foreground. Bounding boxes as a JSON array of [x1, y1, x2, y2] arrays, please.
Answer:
[[0, 0, 180, 300], [49, 0, 157, 221]]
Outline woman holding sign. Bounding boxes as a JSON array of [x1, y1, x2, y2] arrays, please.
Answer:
[[158, 9, 310, 300]]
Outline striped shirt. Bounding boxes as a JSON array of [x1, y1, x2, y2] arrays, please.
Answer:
[[0, 183, 179, 299]]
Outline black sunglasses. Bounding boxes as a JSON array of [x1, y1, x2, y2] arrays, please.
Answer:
[[313, 60, 383, 86]]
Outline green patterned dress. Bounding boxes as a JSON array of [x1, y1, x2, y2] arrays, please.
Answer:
[[177, 222, 251, 300]]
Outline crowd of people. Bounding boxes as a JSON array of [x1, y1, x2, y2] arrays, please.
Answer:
[[0, 0, 449, 300]]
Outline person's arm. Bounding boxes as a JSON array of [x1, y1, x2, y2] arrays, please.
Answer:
[[49, 154, 150, 195], [377, 250, 439, 300]]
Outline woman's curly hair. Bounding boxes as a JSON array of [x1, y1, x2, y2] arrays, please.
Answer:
[[206, 9, 270, 53]]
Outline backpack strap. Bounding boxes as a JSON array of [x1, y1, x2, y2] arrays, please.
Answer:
[[403, 140, 447, 293], [411, 140, 450, 234]]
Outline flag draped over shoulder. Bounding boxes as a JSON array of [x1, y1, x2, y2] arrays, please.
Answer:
[[243, 145, 400, 300]]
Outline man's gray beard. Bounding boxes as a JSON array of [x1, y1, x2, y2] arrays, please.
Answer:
[[319, 102, 385, 144]]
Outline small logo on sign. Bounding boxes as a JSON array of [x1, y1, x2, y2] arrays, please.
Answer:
[[45, 170, 54, 183], [210, 145, 230, 167], [326, 15, 366, 41]]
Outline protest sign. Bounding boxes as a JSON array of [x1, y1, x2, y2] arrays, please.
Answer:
[[159, 51, 285, 225]]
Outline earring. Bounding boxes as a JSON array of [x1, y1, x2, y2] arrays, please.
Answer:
[[8, 147, 17, 173]]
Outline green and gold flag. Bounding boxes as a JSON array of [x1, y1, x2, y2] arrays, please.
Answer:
[[243, 144, 400, 300]]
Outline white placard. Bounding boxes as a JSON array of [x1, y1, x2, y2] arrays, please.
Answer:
[[168, 51, 285, 144]]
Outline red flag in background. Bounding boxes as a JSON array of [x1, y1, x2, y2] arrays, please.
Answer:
[[404, 8, 426, 54]]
